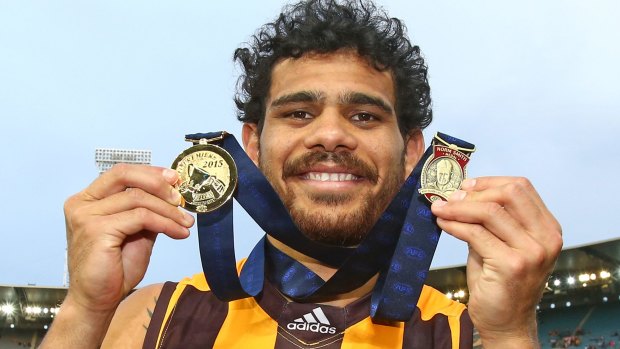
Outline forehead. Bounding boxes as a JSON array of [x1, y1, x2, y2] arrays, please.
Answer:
[[267, 50, 395, 105]]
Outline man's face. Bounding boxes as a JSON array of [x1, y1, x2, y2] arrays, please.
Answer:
[[436, 161, 452, 185], [243, 51, 423, 246]]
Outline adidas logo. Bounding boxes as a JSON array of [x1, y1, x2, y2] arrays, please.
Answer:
[[286, 307, 337, 334]]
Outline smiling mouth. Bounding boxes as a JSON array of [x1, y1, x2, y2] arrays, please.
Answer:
[[283, 151, 378, 184], [302, 172, 362, 181]]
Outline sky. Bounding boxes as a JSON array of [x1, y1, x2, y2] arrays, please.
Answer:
[[1, 0, 618, 288]]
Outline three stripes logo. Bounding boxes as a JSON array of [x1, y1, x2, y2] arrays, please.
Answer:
[[286, 307, 337, 334]]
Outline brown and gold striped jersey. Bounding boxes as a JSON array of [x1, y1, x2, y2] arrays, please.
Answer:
[[144, 268, 473, 349]]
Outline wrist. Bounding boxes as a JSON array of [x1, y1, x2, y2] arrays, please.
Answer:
[[40, 294, 118, 348], [61, 293, 119, 321], [478, 328, 539, 349]]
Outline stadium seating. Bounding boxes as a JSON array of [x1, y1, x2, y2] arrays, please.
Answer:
[[538, 302, 620, 348]]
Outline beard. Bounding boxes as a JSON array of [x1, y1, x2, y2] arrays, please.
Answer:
[[259, 150, 406, 246]]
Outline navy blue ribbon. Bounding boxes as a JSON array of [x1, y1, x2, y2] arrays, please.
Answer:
[[191, 131, 473, 322]]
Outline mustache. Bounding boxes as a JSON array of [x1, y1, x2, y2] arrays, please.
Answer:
[[282, 151, 379, 184]]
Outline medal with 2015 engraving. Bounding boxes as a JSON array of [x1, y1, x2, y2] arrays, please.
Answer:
[[419, 133, 476, 203], [171, 134, 237, 213]]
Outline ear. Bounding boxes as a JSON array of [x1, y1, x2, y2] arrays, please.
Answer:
[[242, 123, 260, 166], [404, 129, 425, 178]]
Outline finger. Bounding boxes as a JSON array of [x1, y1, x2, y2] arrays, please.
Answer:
[[120, 231, 159, 286], [433, 200, 537, 251], [90, 188, 194, 228], [450, 184, 543, 237], [462, 177, 553, 226], [437, 218, 551, 280], [105, 207, 191, 240], [436, 217, 513, 262], [459, 177, 562, 248], [82, 164, 180, 204]]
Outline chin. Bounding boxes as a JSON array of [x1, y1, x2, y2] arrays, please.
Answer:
[[289, 203, 376, 246]]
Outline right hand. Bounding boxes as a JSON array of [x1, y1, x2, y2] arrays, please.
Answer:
[[63, 164, 194, 313]]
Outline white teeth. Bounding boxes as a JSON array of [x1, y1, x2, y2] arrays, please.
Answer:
[[305, 172, 358, 181]]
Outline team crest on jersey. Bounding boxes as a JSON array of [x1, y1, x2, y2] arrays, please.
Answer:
[[286, 307, 337, 335]]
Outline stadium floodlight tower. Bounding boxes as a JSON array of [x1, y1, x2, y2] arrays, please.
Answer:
[[95, 148, 152, 174]]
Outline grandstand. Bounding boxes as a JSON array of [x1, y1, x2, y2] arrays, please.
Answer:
[[0, 286, 64, 348], [426, 238, 620, 348], [537, 303, 620, 348], [1, 238, 619, 347]]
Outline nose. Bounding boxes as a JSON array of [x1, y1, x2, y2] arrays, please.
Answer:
[[302, 108, 357, 152]]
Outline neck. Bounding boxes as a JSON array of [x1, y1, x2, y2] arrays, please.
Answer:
[[267, 236, 377, 308]]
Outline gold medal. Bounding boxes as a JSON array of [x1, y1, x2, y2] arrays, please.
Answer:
[[419, 133, 475, 203], [171, 133, 237, 213]]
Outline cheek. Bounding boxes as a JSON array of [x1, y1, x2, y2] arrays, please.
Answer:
[[374, 142, 405, 169], [258, 134, 292, 172]]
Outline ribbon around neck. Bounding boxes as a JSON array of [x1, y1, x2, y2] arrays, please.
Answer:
[[190, 131, 474, 322]]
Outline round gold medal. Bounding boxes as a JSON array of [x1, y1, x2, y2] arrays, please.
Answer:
[[171, 143, 237, 213]]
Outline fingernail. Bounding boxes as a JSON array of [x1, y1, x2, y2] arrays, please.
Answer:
[[432, 200, 447, 208], [184, 212, 195, 226], [450, 190, 466, 201], [461, 178, 476, 190], [163, 168, 179, 183], [171, 188, 182, 205]]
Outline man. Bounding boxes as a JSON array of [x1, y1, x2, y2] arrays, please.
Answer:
[[429, 158, 459, 195], [41, 0, 562, 348]]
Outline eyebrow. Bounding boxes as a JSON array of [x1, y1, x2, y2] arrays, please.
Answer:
[[339, 92, 393, 114], [269, 90, 394, 115], [270, 90, 325, 108]]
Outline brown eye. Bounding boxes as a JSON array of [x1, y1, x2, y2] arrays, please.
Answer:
[[351, 113, 376, 122], [289, 111, 312, 119]]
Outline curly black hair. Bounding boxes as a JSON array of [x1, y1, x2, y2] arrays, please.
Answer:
[[233, 0, 432, 136]]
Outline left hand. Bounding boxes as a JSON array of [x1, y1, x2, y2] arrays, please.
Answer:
[[431, 176, 562, 347]]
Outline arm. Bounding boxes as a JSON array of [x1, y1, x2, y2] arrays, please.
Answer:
[[40, 165, 193, 348], [43, 284, 164, 349], [101, 283, 165, 349], [432, 177, 562, 349]]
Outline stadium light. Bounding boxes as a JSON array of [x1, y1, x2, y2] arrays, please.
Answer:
[[1, 303, 15, 316], [553, 279, 561, 286], [578, 274, 590, 282], [600, 270, 611, 279], [23, 304, 58, 317], [567, 276, 575, 285], [446, 292, 453, 299], [95, 148, 152, 174], [550, 303, 556, 309], [565, 301, 571, 307]]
